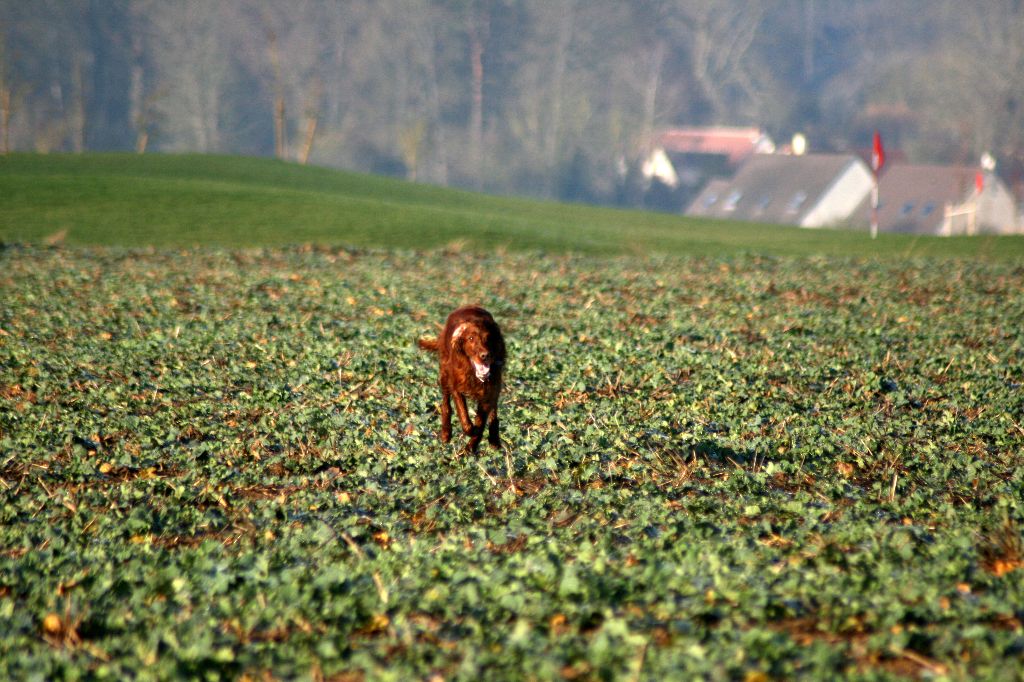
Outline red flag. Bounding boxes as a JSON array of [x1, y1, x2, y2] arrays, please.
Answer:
[[975, 170, 984, 194], [871, 130, 885, 174]]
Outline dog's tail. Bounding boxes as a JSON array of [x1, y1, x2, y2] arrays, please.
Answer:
[[417, 337, 440, 353]]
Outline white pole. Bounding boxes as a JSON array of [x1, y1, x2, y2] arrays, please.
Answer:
[[870, 177, 879, 239]]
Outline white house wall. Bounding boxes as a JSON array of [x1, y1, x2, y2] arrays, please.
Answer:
[[641, 148, 679, 188], [941, 178, 1020, 236], [800, 161, 874, 228], [977, 178, 1019, 234]]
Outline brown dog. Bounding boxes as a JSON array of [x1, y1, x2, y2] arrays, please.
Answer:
[[417, 306, 505, 452]]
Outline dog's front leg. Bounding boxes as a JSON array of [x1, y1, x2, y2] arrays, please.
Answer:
[[487, 406, 501, 449], [466, 404, 489, 452], [452, 392, 474, 435], [440, 390, 453, 443]]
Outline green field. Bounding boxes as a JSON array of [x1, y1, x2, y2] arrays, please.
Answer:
[[2, 155, 1024, 679], [3, 153, 1024, 259]]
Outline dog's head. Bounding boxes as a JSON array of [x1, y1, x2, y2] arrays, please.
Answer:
[[451, 320, 503, 382]]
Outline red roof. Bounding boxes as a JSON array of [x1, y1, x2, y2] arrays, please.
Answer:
[[655, 126, 770, 165]]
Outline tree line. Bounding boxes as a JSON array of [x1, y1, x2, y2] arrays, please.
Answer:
[[2, 0, 1022, 207]]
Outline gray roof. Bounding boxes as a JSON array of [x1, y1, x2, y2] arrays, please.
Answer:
[[852, 164, 980, 234], [686, 153, 861, 225]]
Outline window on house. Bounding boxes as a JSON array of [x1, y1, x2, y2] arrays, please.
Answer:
[[901, 201, 916, 216], [702, 193, 718, 208], [724, 190, 742, 211], [786, 191, 807, 214], [921, 202, 936, 217], [755, 195, 772, 212]]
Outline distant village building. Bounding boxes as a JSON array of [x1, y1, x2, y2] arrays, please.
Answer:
[[685, 153, 874, 228], [641, 126, 775, 190], [851, 164, 1021, 235]]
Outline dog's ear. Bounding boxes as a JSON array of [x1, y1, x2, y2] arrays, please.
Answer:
[[484, 319, 505, 360], [450, 322, 471, 353]]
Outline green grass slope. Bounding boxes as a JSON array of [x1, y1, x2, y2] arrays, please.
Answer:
[[2, 152, 1023, 259]]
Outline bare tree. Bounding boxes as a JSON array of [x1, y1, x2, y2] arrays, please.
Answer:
[[543, 0, 575, 173], [622, 2, 673, 154], [265, 22, 287, 159], [802, 0, 816, 83], [0, 30, 11, 153], [955, 0, 1024, 160], [851, 0, 1024, 165], [417, 3, 450, 184], [143, 0, 235, 152], [679, 0, 768, 123], [296, 76, 320, 165], [466, 2, 489, 187], [126, 32, 150, 153], [503, 0, 579, 194], [240, 0, 364, 164], [69, 54, 88, 152]]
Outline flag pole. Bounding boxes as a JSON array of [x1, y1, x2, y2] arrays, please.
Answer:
[[870, 130, 885, 239], [870, 176, 878, 239]]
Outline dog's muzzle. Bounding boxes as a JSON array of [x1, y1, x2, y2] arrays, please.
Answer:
[[472, 360, 491, 382]]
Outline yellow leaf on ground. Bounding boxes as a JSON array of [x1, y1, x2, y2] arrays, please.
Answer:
[[42, 613, 63, 635]]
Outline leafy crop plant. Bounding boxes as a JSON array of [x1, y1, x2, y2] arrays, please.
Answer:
[[2, 245, 1022, 679]]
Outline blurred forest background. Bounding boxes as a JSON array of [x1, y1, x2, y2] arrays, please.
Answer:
[[2, 0, 1023, 207]]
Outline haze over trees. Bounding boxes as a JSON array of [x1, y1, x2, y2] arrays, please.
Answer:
[[2, 0, 1022, 206]]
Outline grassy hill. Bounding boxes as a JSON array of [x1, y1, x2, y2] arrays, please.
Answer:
[[2, 152, 1023, 260]]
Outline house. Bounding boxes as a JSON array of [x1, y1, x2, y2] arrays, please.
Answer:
[[685, 153, 874, 228], [641, 126, 775, 189], [851, 164, 1020, 235]]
